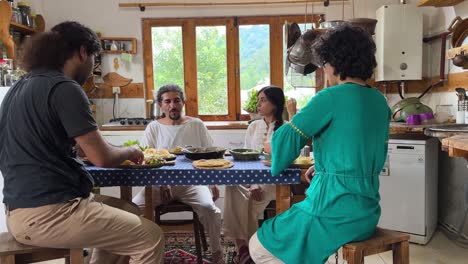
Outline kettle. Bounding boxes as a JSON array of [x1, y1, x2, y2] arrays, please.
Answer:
[[147, 100, 161, 120], [391, 97, 433, 122]]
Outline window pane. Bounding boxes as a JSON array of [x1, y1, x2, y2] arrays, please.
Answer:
[[196, 26, 228, 115], [283, 22, 316, 109], [239, 25, 270, 114], [152, 27, 184, 91]]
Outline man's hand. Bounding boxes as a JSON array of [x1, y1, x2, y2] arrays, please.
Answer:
[[210, 186, 220, 202], [304, 165, 315, 183], [160, 186, 172, 203], [249, 185, 264, 201], [127, 146, 144, 165]]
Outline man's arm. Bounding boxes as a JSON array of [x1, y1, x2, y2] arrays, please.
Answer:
[[75, 130, 143, 168]]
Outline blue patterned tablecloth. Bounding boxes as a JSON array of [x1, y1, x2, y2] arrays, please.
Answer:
[[86, 156, 300, 187]]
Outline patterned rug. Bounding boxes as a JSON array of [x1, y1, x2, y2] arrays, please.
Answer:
[[164, 232, 236, 264]]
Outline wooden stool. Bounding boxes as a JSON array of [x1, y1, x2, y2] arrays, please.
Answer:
[[342, 228, 410, 264], [0, 232, 84, 264], [155, 201, 208, 264]]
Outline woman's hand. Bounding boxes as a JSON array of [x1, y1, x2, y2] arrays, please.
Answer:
[[263, 142, 272, 155], [304, 165, 315, 183], [210, 185, 220, 202], [249, 185, 264, 201], [287, 98, 297, 120]]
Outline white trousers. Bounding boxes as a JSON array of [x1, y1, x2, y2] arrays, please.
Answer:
[[222, 184, 276, 241], [133, 185, 222, 253], [249, 232, 284, 264]]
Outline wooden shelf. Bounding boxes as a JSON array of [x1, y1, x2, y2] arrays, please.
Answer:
[[102, 50, 135, 54], [100, 37, 137, 54], [446, 45, 468, 59], [417, 0, 465, 7], [9, 22, 37, 34]]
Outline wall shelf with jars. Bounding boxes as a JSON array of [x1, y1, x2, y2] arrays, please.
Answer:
[[0, 1, 45, 64], [100, 37, 137, 54]]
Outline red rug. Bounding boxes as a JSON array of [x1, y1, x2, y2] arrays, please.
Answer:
[[164, 232, 236, 264]]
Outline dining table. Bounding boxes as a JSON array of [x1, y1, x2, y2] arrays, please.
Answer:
[[86, 156, 302, 221]]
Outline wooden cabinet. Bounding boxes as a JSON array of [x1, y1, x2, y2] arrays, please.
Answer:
[[0, 1, 45, 65]]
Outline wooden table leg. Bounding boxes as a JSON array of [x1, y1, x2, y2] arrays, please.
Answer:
[[120, 186, 132, 202], [276, 184, 291, 214], [144, 186, 155, 221]]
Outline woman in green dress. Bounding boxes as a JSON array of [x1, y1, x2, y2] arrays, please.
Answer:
[[249, 24, 391, 264]]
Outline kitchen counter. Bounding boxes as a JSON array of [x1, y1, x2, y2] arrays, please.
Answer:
[[441, 135, 468, 159], [99, 121, 249, 131], [390, 122, 457, 135]]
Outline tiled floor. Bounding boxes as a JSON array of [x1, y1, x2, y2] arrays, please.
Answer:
[[326, 231, 468, 264], [33, 230, 468, 264]]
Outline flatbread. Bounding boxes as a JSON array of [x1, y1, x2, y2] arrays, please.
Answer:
[[192, 159, 234, 169]]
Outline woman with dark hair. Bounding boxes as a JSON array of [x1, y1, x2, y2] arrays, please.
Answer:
[[249, 24, 391, 263], [223, 85, 291, 264]]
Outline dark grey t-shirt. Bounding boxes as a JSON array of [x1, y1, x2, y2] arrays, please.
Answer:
[[0, 69, 97, 209]]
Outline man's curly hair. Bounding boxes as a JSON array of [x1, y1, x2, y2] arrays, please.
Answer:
[[312, 23, 377, 81]]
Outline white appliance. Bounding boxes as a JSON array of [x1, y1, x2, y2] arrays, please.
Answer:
[[0, 86, 11, 232], [379, 137, 438, 244], [375, 4, 423, 81]]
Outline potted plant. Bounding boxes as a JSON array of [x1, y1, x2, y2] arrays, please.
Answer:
[[243, 89, 261, 120]]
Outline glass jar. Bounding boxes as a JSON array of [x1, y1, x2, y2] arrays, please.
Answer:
[[17, 2, 32, 28], [30, 14, 37, 29], [11, 7, 21, 24]]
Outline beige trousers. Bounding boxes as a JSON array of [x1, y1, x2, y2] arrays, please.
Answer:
[[6, 194, 165, 264], [133, 185, 222, 253], [222, 184, 276, 241], [249, 232, 284, 264]]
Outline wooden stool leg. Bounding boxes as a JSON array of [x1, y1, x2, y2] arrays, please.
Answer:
[[193, 213, 203, 264], [69, 248, 84, 264], [1, 255, 15, 264], [393, 241, 409, 264], [343, 247, 364, 264]]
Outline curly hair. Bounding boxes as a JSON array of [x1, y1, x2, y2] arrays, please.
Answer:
[[311, 23, 377, 81], [20, 21, 101, 71]]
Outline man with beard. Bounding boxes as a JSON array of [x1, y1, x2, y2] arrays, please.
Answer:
[[0, 21, 164, 264], [133, 84, 224, 264]]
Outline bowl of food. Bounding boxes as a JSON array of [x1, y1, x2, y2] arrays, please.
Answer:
[[182, 147, 226, 160], [230, 149, 261, 161]]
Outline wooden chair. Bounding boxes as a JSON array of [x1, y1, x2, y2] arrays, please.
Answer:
[[342, 228, 410, 264], [155, 201, 208, 264], [0, 232, 84, 264]]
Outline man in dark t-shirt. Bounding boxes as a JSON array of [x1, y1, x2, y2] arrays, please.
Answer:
[[0, 22, 164, 264]]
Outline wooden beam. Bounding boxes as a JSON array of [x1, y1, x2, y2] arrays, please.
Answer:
[[372, 72, 468, 94], [182, 20, 198, 117], [120, 0, 348, 8]]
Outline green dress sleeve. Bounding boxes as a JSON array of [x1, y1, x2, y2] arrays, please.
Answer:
[[271, 89, 334, 176]]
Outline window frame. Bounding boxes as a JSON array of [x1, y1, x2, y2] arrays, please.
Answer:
[[142, 14, 323, 121]]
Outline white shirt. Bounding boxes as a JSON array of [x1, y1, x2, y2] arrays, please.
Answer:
[[141, 117, 214, 149], [244, 119, 278, 150]]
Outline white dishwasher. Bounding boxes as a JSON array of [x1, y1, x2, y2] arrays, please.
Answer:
[[378, 137, 438, 244]]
